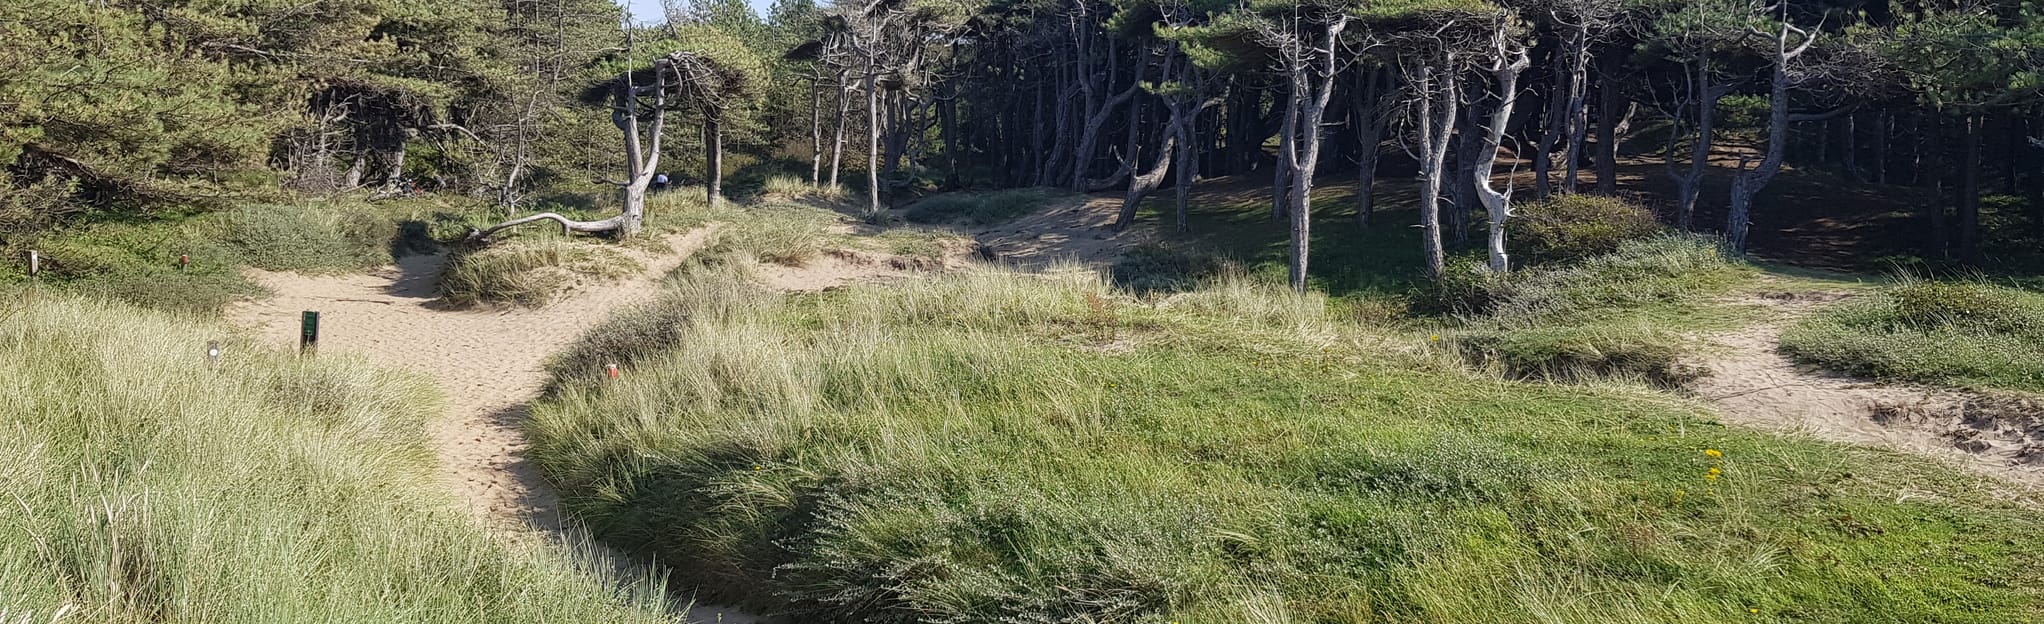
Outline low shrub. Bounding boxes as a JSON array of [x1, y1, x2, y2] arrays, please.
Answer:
[[224, 203, 388, 272], [1508, 194, 1662, 265]]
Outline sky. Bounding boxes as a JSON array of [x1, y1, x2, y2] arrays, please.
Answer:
[[620, 0, 780, 24]]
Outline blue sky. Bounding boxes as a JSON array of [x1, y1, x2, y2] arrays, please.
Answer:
[[620, 0, 780, 24]]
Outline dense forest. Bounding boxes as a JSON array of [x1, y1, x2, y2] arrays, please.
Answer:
[[7, 0, 2043, 290]]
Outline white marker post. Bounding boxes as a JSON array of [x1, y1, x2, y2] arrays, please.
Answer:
[[26, 250, 39, 279], [207, 341, 222, 371]]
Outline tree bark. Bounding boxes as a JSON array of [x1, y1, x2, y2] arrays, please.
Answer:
[[1353, 66, 1391, 226], [1594, 52, 1620, 195], [1725, 22, 1816, 254], [705, 116, 723, 208], [809, 77, 824, 186], [1959, 113, 1982, 263], [1416, 58, 1458, 281], [1474, 40, 1531, 273]]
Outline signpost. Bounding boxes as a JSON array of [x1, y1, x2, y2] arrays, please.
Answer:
[[300, 311, 320, 356]]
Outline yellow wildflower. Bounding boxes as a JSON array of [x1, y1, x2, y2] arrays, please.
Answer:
[[1704, 448, 1723, 458], [1429, 334, 1441, 342]]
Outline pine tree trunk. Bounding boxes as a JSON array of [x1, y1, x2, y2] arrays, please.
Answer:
[[705, 117, 723, 208], [810, 80, 824, 186], [1959, 114, 1982, 263], [1595, 53, 1620, 196], [865, 64, 882, 216]]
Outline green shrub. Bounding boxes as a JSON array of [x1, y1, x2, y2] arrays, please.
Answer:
[[904, 188, 1059, 225], [0, 294, 672, 622], [1783, 279, 2044, 392], [1508, 194, 1662, 265], [224, 203, 387, 272], [438, 236, 638, 307], [1415, 253, 1508, 315]]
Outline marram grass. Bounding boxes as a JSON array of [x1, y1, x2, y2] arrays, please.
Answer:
[[0, 290, 673, 623], [529, 264, 2044, 623]]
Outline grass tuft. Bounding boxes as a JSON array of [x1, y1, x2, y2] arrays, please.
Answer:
[[1782, 276, 2044, 392], [438, 235, 640, 307], [0, 292, 673, 622]]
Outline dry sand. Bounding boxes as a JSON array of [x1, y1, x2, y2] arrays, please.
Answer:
[[972, 195, 1156, 268], [1689, 290, 2044, 490], [227, 228, 772, 623]]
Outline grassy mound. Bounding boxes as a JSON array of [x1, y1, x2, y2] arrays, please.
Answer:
[[529, 265, 2044, 622], [1782, 278, 2044, 392], [0, 292, 672, 622], [1449, 235, 1749, 384], [439, 234, 640, 307]]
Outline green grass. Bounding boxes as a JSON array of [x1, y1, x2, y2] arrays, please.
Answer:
[[3, 196, 487, 314], [528, 263, 2044, 623], [0, 290, 673, 622], [903, 188, 1064, 225], [439, 233, 641, 308], [1782, 277, 2044, 392]]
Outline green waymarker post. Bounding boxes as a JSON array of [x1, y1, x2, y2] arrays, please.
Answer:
[[300, 311, 320, 356]]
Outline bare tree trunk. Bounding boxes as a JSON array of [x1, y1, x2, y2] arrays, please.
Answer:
[[1560, 25, 1591, 193], [1072, 50, 1146, 191], [864, 62, 882, 216], [1725, 21, 1816, 254], [1279, 16, 1348, 293], [829, 70, 849, 188], [1416, 58, 1458, 281], [1874, 109, 1890, 185], [1116, 124, 1178, 230], [1959, 113, 1982, 263], [1474, 39, 1531, 273], [1672, 56, 1726, 231], [1353, 67, 1391, 226], [1594, 54, 1620, 195], [1534, 51, 1566, 198], [810, 78, 824, 186], [1175, 117, 1196, 230], [705, 116, 723, 208]]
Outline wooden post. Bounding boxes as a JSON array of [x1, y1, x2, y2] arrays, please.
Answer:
[[27, 250, 39, 279], [300, 311, 320, 355]]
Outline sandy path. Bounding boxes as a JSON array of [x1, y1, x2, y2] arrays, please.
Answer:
[[1689, 290, 2044, 490], [227, 228, 770, 623]]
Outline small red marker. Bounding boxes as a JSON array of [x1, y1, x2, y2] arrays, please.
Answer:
[[605, 363, 620, 379], [178, 254, 190, 270]]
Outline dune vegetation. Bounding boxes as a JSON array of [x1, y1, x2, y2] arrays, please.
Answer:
[[0, 290, 673, 623], [525, 237, 2044, 623], [1783, 277, 2044, 393]]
